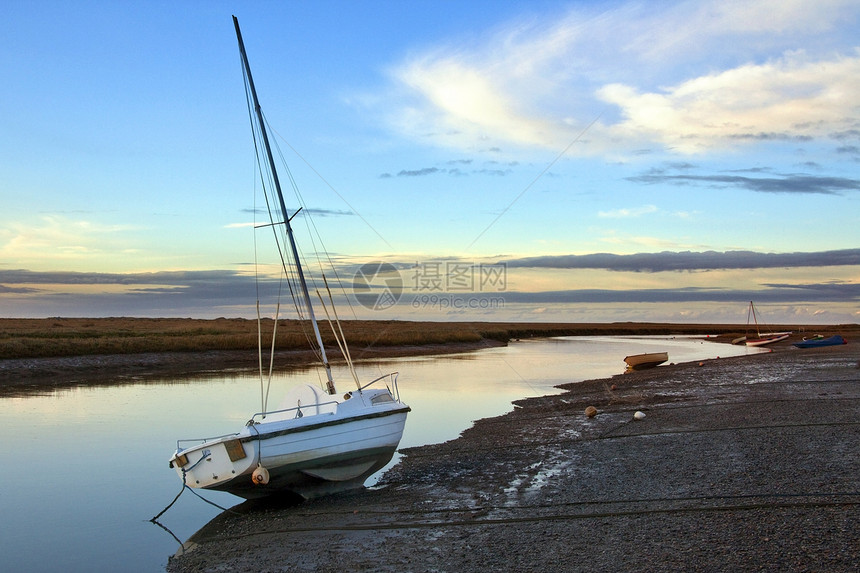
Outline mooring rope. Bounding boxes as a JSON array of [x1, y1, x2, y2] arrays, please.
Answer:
[[150, 483, 186, 523], [149, 453, 235, 523]]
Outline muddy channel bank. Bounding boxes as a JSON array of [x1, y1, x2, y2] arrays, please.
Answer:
[[0, 341, 506, 396], [167, 344, 860, 572]]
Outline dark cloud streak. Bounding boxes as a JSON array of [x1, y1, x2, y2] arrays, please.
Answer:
[[2, 253, 857, 318], [241, 207, 354, 218], [628, 172, 860, 195], [504, 249, 860, 272], [499, 281, 859, 305], [379, 160, 518, 179], [396, 167, 441, 177]]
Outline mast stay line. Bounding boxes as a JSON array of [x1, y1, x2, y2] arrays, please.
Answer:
[[233, 15, 335, 395]]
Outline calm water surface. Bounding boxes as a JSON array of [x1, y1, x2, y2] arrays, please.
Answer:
[[0, 336, 761, 571]]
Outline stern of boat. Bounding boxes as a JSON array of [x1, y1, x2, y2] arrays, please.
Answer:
[[170, 435, 257, 490]]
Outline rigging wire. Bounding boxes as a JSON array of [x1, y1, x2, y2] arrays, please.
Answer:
[[267, 121, 363, 376], [261, 117, 323, 364], [267, 122, 394, 250], [240, 60, 301, 314], [242, 58, 268, 415], [268, 127, 362, 322], [263, 296, 281, 414], [240, 55, 329, 393], [316, 288, 361, 389], [322, 275, 359, 386], [259, 103, 364, 380], [238, 46, 374, 394]]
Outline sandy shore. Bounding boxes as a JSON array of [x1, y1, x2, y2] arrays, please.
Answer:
[[163, 342, 860, 572]]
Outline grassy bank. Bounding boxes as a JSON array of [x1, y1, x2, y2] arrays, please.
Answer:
[[1, 317, 856, 360]]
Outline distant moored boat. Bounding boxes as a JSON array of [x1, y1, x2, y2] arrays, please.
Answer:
[[793, 335, 847, 349], [743, 301, 791, 347]]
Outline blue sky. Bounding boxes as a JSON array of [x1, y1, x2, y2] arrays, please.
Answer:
[[1, 0, 858, 324]]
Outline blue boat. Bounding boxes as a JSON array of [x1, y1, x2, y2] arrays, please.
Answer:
[[793, 335, 847, 348]]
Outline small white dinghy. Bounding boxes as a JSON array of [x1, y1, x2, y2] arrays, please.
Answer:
[[168, 17, 409, 500], [623, 351, 669, 372]]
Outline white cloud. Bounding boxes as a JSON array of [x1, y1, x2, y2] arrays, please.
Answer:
[[620, 0, 857, 61], [598, 233, 700, 251], [698, 0, 855, 35], [598, 205, 658, 218], [387, 0, 860, 156], [397, 56, 557, 149], [0, 216, 137, 270], [600, 50, 860, 153]]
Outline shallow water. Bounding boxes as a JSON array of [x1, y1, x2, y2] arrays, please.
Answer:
[[0, 336, 760, 572]]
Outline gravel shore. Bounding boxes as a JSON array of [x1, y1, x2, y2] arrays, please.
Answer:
[[166, 343, 860, 572]]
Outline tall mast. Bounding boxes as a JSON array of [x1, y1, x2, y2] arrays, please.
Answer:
[[750, 301, 761, 337], [233, 16, 335, 395]]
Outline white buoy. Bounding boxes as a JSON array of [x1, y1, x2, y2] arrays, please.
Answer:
[[252, 465, 270, 485], [633, 411, 646, 420]]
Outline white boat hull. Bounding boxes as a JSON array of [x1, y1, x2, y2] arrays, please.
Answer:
[[170, 386, 409, 499], [745, 332, 790, 346], [624, 351, 669, 371]]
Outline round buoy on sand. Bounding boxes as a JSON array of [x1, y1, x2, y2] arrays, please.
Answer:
[[585, 406, 597, 418], [252, 465, 270, 485], [610, 384, 617, 391], [633, 411, 646, 420], [698, 362, 704, 367]]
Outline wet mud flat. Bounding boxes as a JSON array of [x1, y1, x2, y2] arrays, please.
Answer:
[[167, 345, 860, 572]]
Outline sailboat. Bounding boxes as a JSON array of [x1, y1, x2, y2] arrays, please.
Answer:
[[743, 301, 791, 347], [167, 16, 410, 500]]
